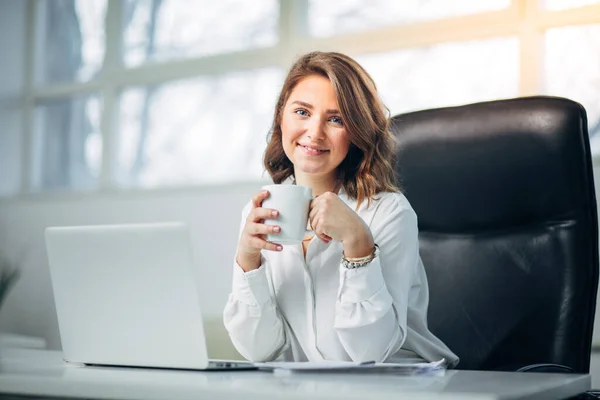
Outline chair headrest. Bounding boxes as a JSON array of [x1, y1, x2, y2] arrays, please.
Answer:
[[390, 97, 592, 232]]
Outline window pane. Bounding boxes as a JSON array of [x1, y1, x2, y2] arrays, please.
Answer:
[[32, 95, 102, 191], [357, 37, 519, 115], [0, 108, 22, 196], [36, 0, 107, 83], [309, 0, 510, 37], [123, 0, 278, 67], [542, 25, 600, 154], [0, 0, 26, 100], [543, 0, 600, 10], [118, 68, 283, 187]]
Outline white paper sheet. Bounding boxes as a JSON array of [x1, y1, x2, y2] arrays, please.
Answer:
[[254, 358, 446, 375]]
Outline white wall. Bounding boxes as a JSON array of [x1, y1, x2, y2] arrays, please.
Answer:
[[0, 181, 265, 359]]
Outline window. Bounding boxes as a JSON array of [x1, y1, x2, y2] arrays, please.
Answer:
[[32, 95, 103, 191], [0, 2, 26, 98], [359, 37, 519, 115], [36, 0, 107, 83], [543, 0, 600, 10], [309, 0, 510, 37], [2, 0, 600, 197], [118, 68, 283, 187], [123, 0, 278, 66], [0, 1, 27, 197], [542, 24, 600, 152], [0, 108, 23, 196]]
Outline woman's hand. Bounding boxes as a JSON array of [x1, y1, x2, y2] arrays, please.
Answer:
[[309, 192, 375, 258], [236, 190, 282, 272]]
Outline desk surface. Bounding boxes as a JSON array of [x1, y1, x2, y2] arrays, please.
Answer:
[[0, 348, 590, 400]]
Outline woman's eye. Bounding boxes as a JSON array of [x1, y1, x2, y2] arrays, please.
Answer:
[[295, 109, 309, 116], [330, 116, 343, 125]]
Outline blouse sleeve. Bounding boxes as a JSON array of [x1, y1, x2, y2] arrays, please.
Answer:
[[334, 194, 419, 362], [222, 203, 288, 362]]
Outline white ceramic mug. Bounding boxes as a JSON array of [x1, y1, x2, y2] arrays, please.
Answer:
[[261, 184, 313, 244]]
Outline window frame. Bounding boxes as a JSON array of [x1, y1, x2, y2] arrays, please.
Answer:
[[9, 0, 600, 197]]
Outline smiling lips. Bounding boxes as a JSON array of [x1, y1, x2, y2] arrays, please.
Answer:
[[298, 143, 330, 156]]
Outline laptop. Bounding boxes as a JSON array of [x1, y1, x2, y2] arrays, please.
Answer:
[[45, 222, 254, 370]]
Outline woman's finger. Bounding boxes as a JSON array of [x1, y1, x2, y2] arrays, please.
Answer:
[[249, 207, 279, 223], [311, 215, 330, 243], [247, 222, 281, 236], [316, 232, 331, 243], [308, 202, 320, 231], [308, 212, 317, 233], [309, 203, 318, 220], [251, 190, 270, 208], [309, 195, 321, 210], [249, 236, 283, 252]]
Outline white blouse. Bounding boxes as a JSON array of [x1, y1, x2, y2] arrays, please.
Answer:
[[223, 190, 459, 367]]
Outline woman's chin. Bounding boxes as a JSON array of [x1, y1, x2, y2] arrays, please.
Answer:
[[295, 164, 335, 177]]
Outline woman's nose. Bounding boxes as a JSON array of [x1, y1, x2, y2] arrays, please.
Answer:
[[307, 119, 326, 141]]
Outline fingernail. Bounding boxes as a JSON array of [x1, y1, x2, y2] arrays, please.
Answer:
[[273, 226, 280, 232], [262, 190, 268, 195], [277, 245, 283, 251], [271, 210, 278, 217]]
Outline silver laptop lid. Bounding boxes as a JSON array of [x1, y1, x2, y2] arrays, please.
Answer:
[[45, 222, 210, 369]]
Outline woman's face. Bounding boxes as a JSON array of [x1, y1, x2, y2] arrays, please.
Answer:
[[280, 75, 350, 180]]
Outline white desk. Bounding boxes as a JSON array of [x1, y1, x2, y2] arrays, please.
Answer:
[[0, 348, 590, 400]]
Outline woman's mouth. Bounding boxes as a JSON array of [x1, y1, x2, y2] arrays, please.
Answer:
[[298, 144, 329, 156]]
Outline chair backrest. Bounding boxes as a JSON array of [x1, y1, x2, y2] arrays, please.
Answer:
[[390, 96, 599, 372]]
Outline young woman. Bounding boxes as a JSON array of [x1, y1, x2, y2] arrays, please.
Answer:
[[223, 51, 458, 367]]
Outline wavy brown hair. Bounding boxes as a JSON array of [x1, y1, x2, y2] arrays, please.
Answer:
[[264, 51, 399, 207]]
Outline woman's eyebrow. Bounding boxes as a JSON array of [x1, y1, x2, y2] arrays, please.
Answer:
[[292, 100, 340, 114]]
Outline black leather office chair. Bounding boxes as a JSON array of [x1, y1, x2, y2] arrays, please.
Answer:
[[390, 96, 599, 373]]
